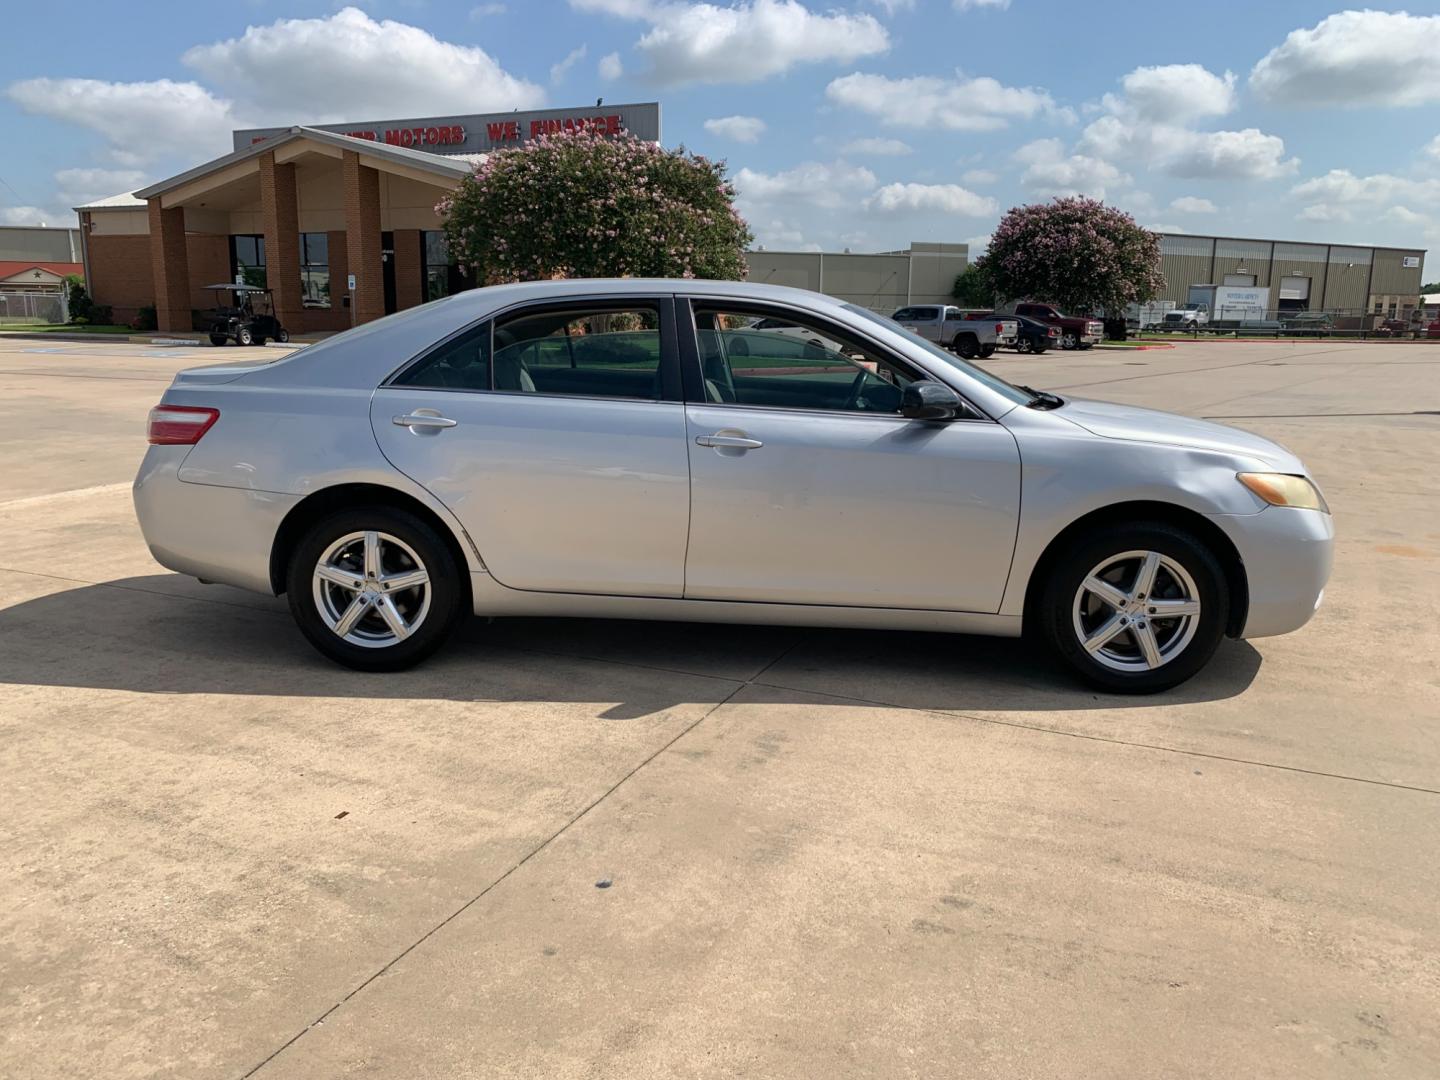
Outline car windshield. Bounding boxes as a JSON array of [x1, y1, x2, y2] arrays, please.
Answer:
[[843, 304, 1034, 407]]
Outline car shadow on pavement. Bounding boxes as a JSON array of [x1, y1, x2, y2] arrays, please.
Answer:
[[0, 575, 1262, 714]]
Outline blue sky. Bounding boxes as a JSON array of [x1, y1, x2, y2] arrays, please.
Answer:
[[3, 1, 1439, 276]]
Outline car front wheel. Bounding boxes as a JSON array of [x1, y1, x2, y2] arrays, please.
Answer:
[[286, 507, 463, 671], [1038, 522, 1228, 693], [1061, 332, 1079, 350]]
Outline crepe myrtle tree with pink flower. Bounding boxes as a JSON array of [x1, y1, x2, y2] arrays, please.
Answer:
[[437, 128, 753, 285], [984, 197, 1164, 316]]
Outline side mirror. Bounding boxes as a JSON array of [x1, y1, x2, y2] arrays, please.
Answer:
[[901, 380, 963, 420]]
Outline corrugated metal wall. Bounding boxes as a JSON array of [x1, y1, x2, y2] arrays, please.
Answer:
[[1214, 239, 1273, 287], [1370, 249, 1423, 296], [1158, 235, 1214, 303], [744, 245, 966, 312], [1322, 246, 1371, 310]]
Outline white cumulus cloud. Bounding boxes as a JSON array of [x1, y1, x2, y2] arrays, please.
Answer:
[[841, 137, 913, 156], [826, 71, 1062, 131], [1251, 10, 1440, 108], [704, 115, 766, 143], [5, 77, 241, 162], [1014, 138, 1126, 199], [599, 52, 624, 80], [572, 0, 888, 85], [182, 7, 544, 121], [864, 183, 996, 216], [0, 206, 53, 226], [1078, 63, 1297, 181], [733, 160, 877, 210], [961, 168, 997, 185], [954, 0, 1009, 9], [1169, 195, 1217, 214], [55, 168, 147, 206], [551, 45, 588, 84]]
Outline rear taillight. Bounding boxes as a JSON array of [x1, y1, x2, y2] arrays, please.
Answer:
[[148, 405, 219, 445], [995, 322, 1004, 333]]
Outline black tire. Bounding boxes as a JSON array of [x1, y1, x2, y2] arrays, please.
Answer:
[[209, 334, 228, 347], [979, 344, 996, 358], [236, 326, 254, 346], [953, 334, 979, 359], [1078, 342, 1094, 350], [286, 506, 464, 671], [1036, 521, 1229, 694], [1016, 338, 1034, 354], [275, 328, 290, 343], [1061, 332, 1079, 350]]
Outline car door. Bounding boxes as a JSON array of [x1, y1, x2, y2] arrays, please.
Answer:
[[372, 296, 691, 597], [681, 299, 1021, 612]]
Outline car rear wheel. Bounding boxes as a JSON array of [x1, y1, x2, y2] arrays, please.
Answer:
[[1037, 522, 1228, 693], [1016, 338, 1035, 353], [953, 334, 979, 359], [237, 326, 254, 346], [286, 507, 463, 671], [209, 334, 228, 347], [275, 328, 290, 343]]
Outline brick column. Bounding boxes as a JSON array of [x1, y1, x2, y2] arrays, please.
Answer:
[[148, 198, 191, 333], [325, 229, 349, 331], [259, 152, 303, 330], [393, 229, 424, 312], [343, 151, 384, 324]]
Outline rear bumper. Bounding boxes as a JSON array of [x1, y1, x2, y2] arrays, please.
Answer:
[[133, 447, 298, 595], [1210, 506, 1334, 639]]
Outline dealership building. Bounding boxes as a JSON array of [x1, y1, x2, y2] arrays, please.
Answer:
[[76, 103, 662, 332]]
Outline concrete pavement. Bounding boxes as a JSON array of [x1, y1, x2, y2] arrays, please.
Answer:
[[0, 336, 1436, 1078]]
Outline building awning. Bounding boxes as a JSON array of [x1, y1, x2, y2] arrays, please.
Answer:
[[133, 126, 473, 208]]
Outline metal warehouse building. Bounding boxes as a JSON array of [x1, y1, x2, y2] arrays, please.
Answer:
[[1157, 233, 1426, 324], [745, 242, 969, 313]]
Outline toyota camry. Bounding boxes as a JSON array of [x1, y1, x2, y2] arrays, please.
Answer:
[[134, 279, 1333, 692]]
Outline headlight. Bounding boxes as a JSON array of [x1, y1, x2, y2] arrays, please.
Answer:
[[1237, 472, 1329, 513]]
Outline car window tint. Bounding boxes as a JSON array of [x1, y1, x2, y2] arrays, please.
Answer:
[[694, 307, 915, 414], [892, 306, 938, 322], [493, 306, 661, 400], [392, 320, 492, 391]]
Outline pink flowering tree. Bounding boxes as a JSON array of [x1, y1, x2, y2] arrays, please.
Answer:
[[984, 197, 1164, 315], [438, 128, 752, 284]]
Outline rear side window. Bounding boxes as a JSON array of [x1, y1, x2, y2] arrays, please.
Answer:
[[393, 321, 491, 391], [392, 305, 663, 400], [493, 306, 661, 399], [892, 306, 940, 322]]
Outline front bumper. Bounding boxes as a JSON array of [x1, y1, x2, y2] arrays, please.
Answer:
[[1210, 505, 1334, 639], [134, 446, 299, 595]]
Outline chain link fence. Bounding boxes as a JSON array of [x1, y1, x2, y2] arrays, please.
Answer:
[[0, 289, 69, 325]]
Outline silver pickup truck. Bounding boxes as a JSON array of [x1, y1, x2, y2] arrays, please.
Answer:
[[890, 304, 1018, 359]]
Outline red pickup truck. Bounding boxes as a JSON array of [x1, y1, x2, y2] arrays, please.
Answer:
[[1008, 302, 1104, 350]]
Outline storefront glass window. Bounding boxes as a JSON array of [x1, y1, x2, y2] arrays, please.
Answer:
[[230, 235, 266, 288], [301, 233, 330, 309], [422, 230, 466, 301]]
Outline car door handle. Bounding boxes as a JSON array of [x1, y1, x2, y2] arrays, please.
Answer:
[[393, 413, 458, 429], [696, 433, 763, 450]]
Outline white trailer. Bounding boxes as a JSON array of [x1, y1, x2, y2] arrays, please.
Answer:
[[1166, 284, 1271, 328]]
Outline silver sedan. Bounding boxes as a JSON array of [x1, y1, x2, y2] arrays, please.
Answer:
[[134, 279, 1333, 692]]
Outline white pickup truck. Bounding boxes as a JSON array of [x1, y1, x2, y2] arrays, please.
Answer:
[[890, 304, 1018, 358]]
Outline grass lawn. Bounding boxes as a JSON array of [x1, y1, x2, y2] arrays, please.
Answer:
[[0, 323, 134, 335]]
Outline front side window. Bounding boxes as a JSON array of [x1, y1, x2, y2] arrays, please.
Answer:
[[230, 235, 266, 288], [892, 306, 939, 322], [300, 233, 330, 308], [694, 306, 916, 414]]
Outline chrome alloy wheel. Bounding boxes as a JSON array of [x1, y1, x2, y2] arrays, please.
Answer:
[[1071, 550, 1201, 673], [312, 530, 431, 648]]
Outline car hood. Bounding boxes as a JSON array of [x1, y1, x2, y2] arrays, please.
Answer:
[[1056, 397, 1302, 469]]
